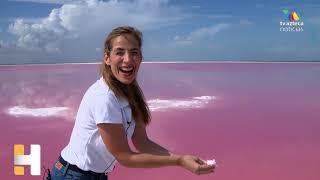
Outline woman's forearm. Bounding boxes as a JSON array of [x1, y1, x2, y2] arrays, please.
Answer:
[[117, 139, 182, 168], [118, 152, 182, 168]]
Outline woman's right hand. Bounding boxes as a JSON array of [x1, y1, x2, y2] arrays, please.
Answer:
[[178, 155, 215, 175]]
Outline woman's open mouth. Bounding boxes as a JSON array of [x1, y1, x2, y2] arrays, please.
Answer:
[[119, 66, 134, 76]]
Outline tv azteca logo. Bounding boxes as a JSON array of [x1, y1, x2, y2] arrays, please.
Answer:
[[280, 9, 304, 32], [14, 144, 41, 176]]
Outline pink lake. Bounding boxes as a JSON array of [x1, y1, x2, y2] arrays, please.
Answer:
[[0, 62, 319, 180]]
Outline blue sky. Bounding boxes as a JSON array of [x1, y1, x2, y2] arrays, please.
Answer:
[[0, 0, 319, 64]]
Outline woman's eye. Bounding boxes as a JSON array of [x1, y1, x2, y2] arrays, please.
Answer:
[[116, 52, 124, 56], [131, 51, 139, 55]]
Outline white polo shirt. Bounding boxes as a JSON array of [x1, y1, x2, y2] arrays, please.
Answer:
[[61, 77, 136, 173]]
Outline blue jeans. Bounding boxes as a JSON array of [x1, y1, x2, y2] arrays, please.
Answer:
[[50, 160, 108, 180]]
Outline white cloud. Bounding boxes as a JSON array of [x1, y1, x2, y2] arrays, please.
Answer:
[[8, 17, 45, 24], [189, 23, 230, 39], [8, 17, 70, 52], [7, 106, 68, 118], [5, 0, 185, 61], [208, 15, 233, 19], [172, 35, 192, 45], [148, 96, 216, 111], [174, 23, 230, 44], [9, 0, 83, 4]]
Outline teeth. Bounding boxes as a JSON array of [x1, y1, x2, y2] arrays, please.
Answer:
[[119, 66, 134, 73], [120, 67, 133, 71]]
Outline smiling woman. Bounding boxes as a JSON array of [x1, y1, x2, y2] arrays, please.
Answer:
[[48, 26, 216, 180]]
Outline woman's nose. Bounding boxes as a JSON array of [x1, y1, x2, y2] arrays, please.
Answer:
[[123, 52, 132, 62]]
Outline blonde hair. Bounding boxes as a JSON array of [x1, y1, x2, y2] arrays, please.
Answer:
[[100, 26, 151, 125]]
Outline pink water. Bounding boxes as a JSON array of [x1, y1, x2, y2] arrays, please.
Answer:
[[0, 62, 319, 180]]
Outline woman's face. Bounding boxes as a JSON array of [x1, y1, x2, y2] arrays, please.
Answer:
[[104, 34, 142, 85]]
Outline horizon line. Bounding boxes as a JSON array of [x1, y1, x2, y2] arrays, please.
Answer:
[[1, 60, 320, 66]]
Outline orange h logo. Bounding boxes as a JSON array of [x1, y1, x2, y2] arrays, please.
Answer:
[[14, 144, 41, 176]]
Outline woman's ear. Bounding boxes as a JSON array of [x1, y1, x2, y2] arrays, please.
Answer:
[[104, 52, 110, 65]]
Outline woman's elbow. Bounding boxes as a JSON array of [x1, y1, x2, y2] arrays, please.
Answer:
[[114, 152, 136, 168]]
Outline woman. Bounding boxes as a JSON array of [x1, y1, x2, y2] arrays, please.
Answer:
[[50, 26, 215, 180]]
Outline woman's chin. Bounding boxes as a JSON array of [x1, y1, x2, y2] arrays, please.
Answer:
[[118, 77, 135, 85]]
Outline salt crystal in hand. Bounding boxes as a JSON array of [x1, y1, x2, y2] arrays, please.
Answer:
[[206, 159, 217, 166]]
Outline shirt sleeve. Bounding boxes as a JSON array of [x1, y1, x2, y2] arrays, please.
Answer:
[[93, 92, 123, 125]]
